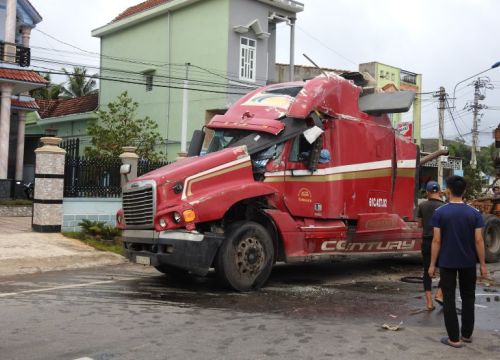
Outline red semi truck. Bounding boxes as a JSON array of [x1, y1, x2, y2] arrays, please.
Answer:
[[118, 73, 500, 291]]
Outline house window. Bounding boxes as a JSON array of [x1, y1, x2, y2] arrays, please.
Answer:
[[239, 37, 256, 82], [145, 73, 154, 91]]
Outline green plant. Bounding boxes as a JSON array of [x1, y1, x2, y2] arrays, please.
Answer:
[[62, 232, 123, 255], [86, 91, 164, 160], [61, 66, 97, 98], [78, 219, 122, 240]]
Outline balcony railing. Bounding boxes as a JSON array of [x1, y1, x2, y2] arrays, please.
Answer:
[[0, 41, 31, 67], [400, 70, 417, 85]]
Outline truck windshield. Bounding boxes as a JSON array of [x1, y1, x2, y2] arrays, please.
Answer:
[[207, 130, 250, 153], [207, 117, 309, 156]]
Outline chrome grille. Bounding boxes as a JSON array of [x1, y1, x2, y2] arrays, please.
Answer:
[[123, 183, 155, 228]]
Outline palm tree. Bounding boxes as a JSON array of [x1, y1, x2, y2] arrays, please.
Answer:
[[61, 66, 98, 98], [30, 73, 63, 99]]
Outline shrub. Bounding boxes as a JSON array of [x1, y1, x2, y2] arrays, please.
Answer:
[[78, 219, 121, 241]]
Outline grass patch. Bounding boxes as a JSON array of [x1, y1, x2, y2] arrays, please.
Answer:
[[0, 199, 33, 206], [63, 231, 123, 255]]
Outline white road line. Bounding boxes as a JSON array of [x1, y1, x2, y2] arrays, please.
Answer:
[[0, 280, 116, 298], [73, 358, 94, 360]]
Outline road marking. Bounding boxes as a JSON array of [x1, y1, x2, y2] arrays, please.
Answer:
[[73, 358, 94, 360], [0, 280, 116, 298]]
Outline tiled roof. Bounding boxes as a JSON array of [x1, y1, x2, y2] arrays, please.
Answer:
[[36, 93, 98, 119], [11, 98, 39, 110], [113, 0, 171, 22], [0, 68, 49, 84]]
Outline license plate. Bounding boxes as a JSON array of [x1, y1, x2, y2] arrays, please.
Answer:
[[135, 255, 151, 265]]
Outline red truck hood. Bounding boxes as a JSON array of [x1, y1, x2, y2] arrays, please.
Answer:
[[133, 146, 251, 191]]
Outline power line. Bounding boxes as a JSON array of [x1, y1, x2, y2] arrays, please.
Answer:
[[444, 96, 466, 141], [31, 56, 257, 91], [296, 25, 357, 66], [33, 30, 270, 83], [29, 66, 250, 96]]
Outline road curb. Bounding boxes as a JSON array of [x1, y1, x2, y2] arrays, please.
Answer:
[[0, 252, 126, 277]]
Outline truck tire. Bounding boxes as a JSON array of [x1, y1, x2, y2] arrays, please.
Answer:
[[215, 221, 274, 291], [483, 214, 500, 263]]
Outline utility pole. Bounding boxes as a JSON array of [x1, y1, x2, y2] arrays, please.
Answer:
[[468, 77, 492, 169], [289, 18, 296, 81], [437, 87, 446, 188], [180, 62, 190, 155], [470, 80, 480, 169]]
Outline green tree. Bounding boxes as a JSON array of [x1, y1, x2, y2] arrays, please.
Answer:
[[86, 91, 164, 160], [478, 143, 496, 177], [30, 73, 63, 99], [61, 66, 97, 98], [447, 139, 489, 199]]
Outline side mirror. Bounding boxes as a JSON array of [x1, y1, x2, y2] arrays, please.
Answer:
[[120, 164, 131, 175], [187, 129, 205, 157]]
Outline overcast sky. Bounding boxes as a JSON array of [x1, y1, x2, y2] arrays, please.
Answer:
[[29, 0, 500, 145]]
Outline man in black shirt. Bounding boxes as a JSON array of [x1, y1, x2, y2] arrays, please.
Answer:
[[417, 181, 444, 310]]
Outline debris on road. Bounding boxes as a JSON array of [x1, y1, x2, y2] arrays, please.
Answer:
[[382, 321, 403, 331]]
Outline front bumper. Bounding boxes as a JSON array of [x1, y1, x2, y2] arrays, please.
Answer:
[[123, 230, 224, 276]]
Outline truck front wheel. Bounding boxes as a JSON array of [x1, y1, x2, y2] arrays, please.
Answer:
[[483, 214, 500, 263], [215, 221, 274, 291]]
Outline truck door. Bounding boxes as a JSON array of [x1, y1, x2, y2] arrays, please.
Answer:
[[283, 132, 329, 218]]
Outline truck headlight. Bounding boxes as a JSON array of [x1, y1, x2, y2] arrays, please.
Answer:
[[159, 217, 167, 228], [173, 212, 182, 223]]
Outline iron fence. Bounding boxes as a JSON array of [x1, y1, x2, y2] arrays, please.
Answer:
[[61, 138, 80, 158], [64, 154, 171, 198], [64, 156, 122, 198], [138, 159, 170, 176]]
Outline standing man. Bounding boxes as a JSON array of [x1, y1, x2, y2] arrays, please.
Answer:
[[417, 181, 444, 310], [428, 175, 488, 348]]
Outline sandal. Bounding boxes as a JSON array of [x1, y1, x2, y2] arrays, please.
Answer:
[[426, 305, 435, 311], [435, 296, 444, 306], [461, 336, 472, 343], [440, 337, 463, 348]]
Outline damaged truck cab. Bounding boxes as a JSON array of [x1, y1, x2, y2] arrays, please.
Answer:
[[119, 73, 424, 291]]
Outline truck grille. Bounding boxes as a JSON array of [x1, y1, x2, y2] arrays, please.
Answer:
[[123, 183, 155, 228]]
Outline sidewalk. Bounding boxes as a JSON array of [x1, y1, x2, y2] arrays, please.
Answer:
[[0, 217, 125, 277]]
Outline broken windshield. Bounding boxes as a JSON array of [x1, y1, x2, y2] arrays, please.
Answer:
[[206, 117, 309, 155]]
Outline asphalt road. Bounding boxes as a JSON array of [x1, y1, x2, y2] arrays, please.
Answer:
[[1, 255, 499, 360]]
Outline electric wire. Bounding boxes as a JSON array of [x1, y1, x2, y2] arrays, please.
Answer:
[[30, 56, 258, 90], [29, 66, 250, 96], [295, 25, 357, 66], [33, 30, 271, 83]]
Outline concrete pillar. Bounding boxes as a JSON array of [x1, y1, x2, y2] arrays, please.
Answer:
[[15, 111, 26, 181], [0, 83, 13, 179], [21, 26, 31, 47], [119, 146, 139, 187], [32, 137, 66, 232], [3, 0, 17, 63], [4, 0, 16, 42], [15, 26, 33, 182]]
